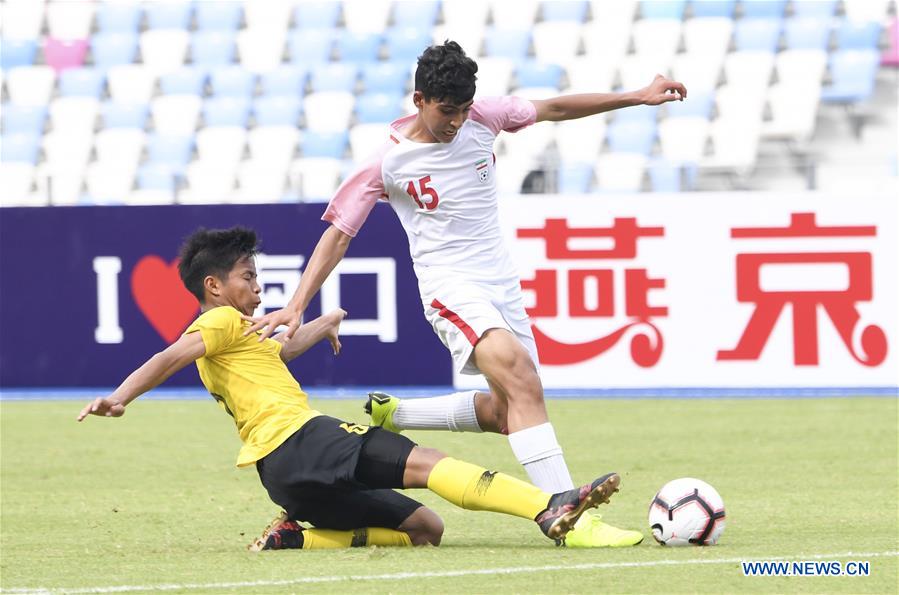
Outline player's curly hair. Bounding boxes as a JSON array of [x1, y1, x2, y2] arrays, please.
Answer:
[[414, 40, 478, 104], [178, 226, 259, 301]]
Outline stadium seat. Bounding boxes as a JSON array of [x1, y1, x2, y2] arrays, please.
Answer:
[[349, 123, 390, 161], [260, 65, 308, 97], [393, 0, 440, 28], [59, 68, 106, 98], [290, 157, 343, 201], [43, 130, 93, 170], [784, 18, 832, 51], [557, 162, 594, 193], [775, 49, 827, 88], [688, 0, 735, 18], [0, 163, 39, 207], [196, 126, 247, 167], [820, 49, 880, 103], [86, 162, 136, 204], [152, 95, 203, 134], [633, 19, 683, 61], [137, 163, 177, 192], [310, 63, 359, 93], [95, 128, 147, 171], [360, 61, 409, 94], [202, 97, 251, 126], [50, 97, 100, 133], [140, 30, 190, 76], [355, 92, 403, 124], [287, 29, 336, 64], [510, 86, 558, 101], [1, 133, 41, 164], [665, 91, 714, 118], [472, 57, 515, 97], [532, 22, 582, 64], [181, 161, 237, 203], [648, 158, 684, 192], [515, 61, 564, 89], [884, 18, 899, 67], [336, 31, 383, 63], [484, 28, 531, 60], [1, 1, 43, 40], [236, 160, 289, 203], [304, 91, 356, 131], [595, 152, 647, 192], [489, 0, 540, 28], [740, 0, 786, 18], [209, 66, 257, 97], [41, 163, 85, 205], [836, 19, 882, 50], [237, 29, 287, 73], [638, 0, 686, 20], [715, 84, 766, 121], [105, 65, 154, 103], [243, 0, 293, 31], [147, 134, 194, 171], [5, 66, 55, 106], [385, 27, 432, 63], [762, 82, 821, 142], [247, 126, 300, 167], [159, 66, 208, 96], [102, 101, 150, 129], [1, 39, 38, 69], [145, 1, 193, 29], [294, 1, 342, 29], [302, 129, 349, 158], [431, 25, 486, 60], [683, 18, 734, 59], [791, 0, 837, 19], [842, 0, 891, 22], [196, 1, 243, 31], [91, 33, 140, 68], [671, 53, 723, 92], [443, 0, 490, 30], [498, 123, 555, 161], [46, 1, 96, 40], [565, 56, 617, 93], [44, 38, 90, 73], [734, 19, 783, 53], [191, 31, 238, 67], [618, 54, 673, 91], [611, 102, 657, 123], [702, 117, 760, 173], [541, 0, 589, 22], [555, 118, 606, 163], [1, 104, 47, 134], [96, 2, 142, 33], [342, 0, 392, 33], [253, 95, 303, 126], [606, 119, 656, 155], [723, 51, 774, 89], [658, 116, 709, 163]]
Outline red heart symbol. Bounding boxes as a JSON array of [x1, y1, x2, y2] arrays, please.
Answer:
[[131, 256, 199, 343]]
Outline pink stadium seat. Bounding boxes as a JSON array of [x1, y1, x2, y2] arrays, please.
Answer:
[[43, 38, 89, 73], [883, 18, 899, 67]]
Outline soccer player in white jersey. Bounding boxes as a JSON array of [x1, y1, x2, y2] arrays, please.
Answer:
[[246, 41, 687, 547]]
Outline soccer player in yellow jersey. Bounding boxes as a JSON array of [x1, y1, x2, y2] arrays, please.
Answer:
[[78, 226, 633, 551]]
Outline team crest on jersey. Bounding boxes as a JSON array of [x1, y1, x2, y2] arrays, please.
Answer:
[[474, 158, 490, 183]]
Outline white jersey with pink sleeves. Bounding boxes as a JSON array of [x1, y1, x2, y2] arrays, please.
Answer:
[[322, 96, 537, 285]]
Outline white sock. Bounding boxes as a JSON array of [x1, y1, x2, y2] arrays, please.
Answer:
[[507, 423, 575, 493], [393, 391, 483, 432]]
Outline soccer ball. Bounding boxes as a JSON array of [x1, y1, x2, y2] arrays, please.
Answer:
[[648, 478, 726, 546]]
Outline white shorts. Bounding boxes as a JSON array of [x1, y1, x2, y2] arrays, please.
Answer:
[[420, 275, 539, 375]]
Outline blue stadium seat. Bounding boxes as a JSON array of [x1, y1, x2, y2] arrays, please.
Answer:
[[360, 61, 409, 94], [640, 0, 687, 20], [734, 19, 783, 52], [310, 63, 359, 93], [293, 1, 342, 29], [385, 27, 431, 62], [202, 96, 251, 126], [302, 130, 349, 158], [210, 66, 256, 97], [541, 0, 589, 22], [516, 61, 564, 88], [606, 120, 657, 155], [102, 101, 149, 128], [485, 29, 531, 60], [836, 19, 882, 50], [337, 31, 383, 63], [59, 68, 106, 98], [613, 103, 658, 123], [557, 163, 594, 193], [91, 33, 140, 68], [1, 104, 47, 135], [147, 134, 194, 170], [791, 0, 837, 19], [688, 0, 736, 18], [355, 92, 403, 123], [287, 29, 335, 64], [1, 133, 41, 164], [648, 159, 682, 192], [196, 1, 243, 31], [253, 95, 302, 126], [784, 18, 831, 51], [145, 1, 193, 29], [1, 39, 37, 69], [191, 31, 238, 66], [260, 66, 308, 97], [820, 49, 880, 103], [740, 0, 787, 18], [665, 92, 714, 118], [138, 163, 177, 191], [159, 66, 208, 95], [393, 0, 440, 28], [97, 2, 142, 32]]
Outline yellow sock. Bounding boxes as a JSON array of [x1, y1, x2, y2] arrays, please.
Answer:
[[301, 527, 412, 549], [426, 457, 550, 520]]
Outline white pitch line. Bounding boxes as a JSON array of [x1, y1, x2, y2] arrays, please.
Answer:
[[3, 550, 897, 594]]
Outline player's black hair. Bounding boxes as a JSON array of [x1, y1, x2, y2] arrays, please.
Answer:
[[414, 40, 478, 104], [178, 226, 259, 301]]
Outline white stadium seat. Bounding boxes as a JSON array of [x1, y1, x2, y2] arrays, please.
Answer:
[[349, 123, 390, 162], [107, 65, 157, 104], [236, 159, 289, 203], [472, 57, 514, 96], [49, 97, 99, 133], [1, 0, 45, 40], [488, 0, 539, 29], [343, 0, 392, 33], [237, 29, 287, 74], [181, 161, 237, 203], [703, 117, 761, 173], [46, 1, 96, 40], [195, 126, 247, 167], [243, 0, 292, 32], [94, 128, 146, 171], [303, 91, 355, 132], [6, 66, 55, 105], [565, 56, 617, 93], [140, 30, 190, 77], [247, 126, 300, 169], [290, 157, 343, 201], [0, 163, 41, 207], [431, 25, 485, 58], [42, 130, 93, 170], [151, 95, 202, 135], [596, 152, 647, 192], [86, 161, 137, 204], [442, 0, 490, 30], [762, 83, 821, 142], [715, 83, 766, 122], [671, 53, 723, 92], [723, 51, 775, 90], [632, 19, 683, 61], [532, 22, 582, 65], [37, 163, 84, 206], [582, 21, 632, 64], [682, 18, 734, 61], [774, 49, 827, 88], [556, 118, 606, 163], [658, 116, 710, 163], [618, 54, 672, 92]]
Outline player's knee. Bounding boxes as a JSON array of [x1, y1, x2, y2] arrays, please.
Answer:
[[405, 507, 444, 546]]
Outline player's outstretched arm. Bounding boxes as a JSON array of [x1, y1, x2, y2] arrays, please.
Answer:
[[274, 308, 347, 363], [532, 74, 687, 122], [242, 224, 352, 341], [76, 332, 206, 421]]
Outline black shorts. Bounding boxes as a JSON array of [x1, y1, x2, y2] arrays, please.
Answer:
[[256, 415, 422, 530]]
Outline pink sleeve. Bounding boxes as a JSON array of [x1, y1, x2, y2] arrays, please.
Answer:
[[321, 152, 387, 237], [469, 96, 537, 136]]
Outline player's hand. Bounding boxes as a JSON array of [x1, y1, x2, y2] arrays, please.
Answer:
[[77, 397, 125, 421], [241, 307, 301, 342], [641, 74, 687, 105]]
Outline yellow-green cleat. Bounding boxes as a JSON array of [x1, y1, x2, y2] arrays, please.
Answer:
[[563, 512, 644, 548], [364, 391, 403, 433]]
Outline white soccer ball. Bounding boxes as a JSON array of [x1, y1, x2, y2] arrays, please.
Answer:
[[648, 478, 726, 546]]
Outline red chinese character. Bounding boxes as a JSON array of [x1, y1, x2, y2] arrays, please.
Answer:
[[717, 213, 887, 366]]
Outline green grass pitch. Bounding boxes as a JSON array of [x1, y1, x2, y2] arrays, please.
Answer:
[[1, 396, 896, 594]]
